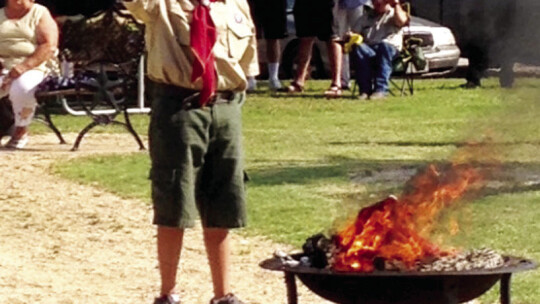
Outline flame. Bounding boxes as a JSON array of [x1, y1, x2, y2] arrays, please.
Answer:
[[332, 163, 482, 272]]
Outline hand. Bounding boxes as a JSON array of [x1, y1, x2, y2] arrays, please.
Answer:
[[8, 64, 27, 80], [1, 75, 12, 91]]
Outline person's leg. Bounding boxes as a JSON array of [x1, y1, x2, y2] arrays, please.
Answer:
[[157, 226, 184, 297], [341, 54, 351, 89], [204, 228, 231, 299], [327, 39, 342, 89], [290, 0, 321, 91], [333, 5, 349, 89], [246, 0, 260, 92], [6, 70, 45, 147], [465, 42, 489, 88], [262, 0, 287, 90], [149, 83, 207, 303], [290, 37, 315, 89], [350, 44, 376, 95], [342, 5, 365, 90], [246, 76, 257, 91], [266, 39, 282, 90], [373, 42, 398, 94], [197, 93, 246, 303]]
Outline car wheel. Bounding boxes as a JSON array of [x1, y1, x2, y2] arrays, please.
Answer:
[[280, 39, 329, 80]]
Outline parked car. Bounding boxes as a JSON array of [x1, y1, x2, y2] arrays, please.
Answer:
[[257, 11, 461, 79]]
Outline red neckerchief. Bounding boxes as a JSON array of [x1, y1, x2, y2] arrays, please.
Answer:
[[190, 0, 218, 106]]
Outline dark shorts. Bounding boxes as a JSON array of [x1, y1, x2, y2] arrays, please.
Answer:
[[248, 0, 288, 39], [149, 82, 247, 229], [293, 0, 337, 41]]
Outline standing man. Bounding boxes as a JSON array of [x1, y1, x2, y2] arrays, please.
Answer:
[[287, 0, 343, 98], [122, 1, 258, 304], [334, 0, 368, 90], [349, 0, 408, 99], [247, 0, 287, 91]]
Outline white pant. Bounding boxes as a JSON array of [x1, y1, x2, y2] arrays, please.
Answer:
[[333, 5, 365, 37], [0, 70, 46, 127], [333, 5, 365, 87]]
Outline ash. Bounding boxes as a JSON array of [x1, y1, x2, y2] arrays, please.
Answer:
[[417, 248, 505, 272]]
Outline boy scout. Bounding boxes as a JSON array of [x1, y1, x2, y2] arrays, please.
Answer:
[[122, 0, 259, 303]]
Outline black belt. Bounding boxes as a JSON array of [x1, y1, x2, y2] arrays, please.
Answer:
[[154, 82, 237, 110]]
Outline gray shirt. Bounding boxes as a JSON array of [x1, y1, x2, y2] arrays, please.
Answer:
[[353, 7, 403, 50]]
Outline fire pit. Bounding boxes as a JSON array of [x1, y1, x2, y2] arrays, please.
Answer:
[[260, 253, 536, 304], [260, 163, 538, 304]]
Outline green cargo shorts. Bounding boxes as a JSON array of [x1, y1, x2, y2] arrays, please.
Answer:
[[149, 82, 247, 229]]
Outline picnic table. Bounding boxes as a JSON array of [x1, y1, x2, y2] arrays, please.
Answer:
[[35, 4, 147, 151]]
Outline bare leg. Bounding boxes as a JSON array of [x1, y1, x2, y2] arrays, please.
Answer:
[[157, 226, 184, 296], [12, 126, 28, 140], [293, 37, 315, 87], [4, 125, 29, 148], [327, 40, 342, 88], [204, 228, 231, 299]]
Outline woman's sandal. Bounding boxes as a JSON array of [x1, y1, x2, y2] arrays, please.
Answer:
[[286, 82, 304, 93], [4, 133, 29, 150], [324, 84, 343, 99]]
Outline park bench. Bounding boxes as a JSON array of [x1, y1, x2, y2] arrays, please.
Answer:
[[34, 4, 147, 151]]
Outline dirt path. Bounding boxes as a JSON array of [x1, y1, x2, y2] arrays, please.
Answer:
[[0, 133, 332, 304]]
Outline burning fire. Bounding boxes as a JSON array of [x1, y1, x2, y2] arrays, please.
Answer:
[[332, 163, 482, 272]]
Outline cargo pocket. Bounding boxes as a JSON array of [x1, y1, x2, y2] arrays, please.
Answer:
[[149, 167, 178, 203], [149, 167, 182, 226]]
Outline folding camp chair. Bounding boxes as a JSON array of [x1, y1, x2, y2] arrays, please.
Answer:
[[389, 36, 426, 96]]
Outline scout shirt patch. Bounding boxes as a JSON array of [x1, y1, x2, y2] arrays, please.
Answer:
[[234, 12, 244, 24]]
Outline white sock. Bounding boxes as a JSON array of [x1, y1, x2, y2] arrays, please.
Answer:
[[268, 62, 280, 81], [247, 76, 257, 90]]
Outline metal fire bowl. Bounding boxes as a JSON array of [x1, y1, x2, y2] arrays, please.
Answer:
[[260, 254, 537, 304]]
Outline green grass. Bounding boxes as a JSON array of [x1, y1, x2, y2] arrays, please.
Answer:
[[51, 78, 540, 303]]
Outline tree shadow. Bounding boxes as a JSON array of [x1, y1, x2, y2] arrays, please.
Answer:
[[328, 140, 540, 148], [249, 157, 540, 198]]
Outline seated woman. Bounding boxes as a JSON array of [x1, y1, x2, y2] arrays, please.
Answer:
[[349, 0, 408, 100], [0, 0, 58, 149]]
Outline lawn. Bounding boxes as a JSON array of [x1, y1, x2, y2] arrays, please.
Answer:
[[48, 78, 540, 303]]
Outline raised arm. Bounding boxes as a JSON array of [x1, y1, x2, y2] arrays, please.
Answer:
[[7, 8, 58, 80], [389, 0, 409, 28], [122, 0, 160, 24]]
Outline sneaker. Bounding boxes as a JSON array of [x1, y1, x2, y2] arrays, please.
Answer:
[[357, 93, 369, 100], [210, 293, 245, 304], [268, 78, 282, 91], [369, 91, 387, 100], [153, 294, 180, 304], [5, 133, 28, 149]]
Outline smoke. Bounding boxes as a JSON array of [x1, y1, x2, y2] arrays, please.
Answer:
[[412, 0, 540, 71]]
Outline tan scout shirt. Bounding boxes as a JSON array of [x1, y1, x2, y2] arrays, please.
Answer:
[[123, 0, 259, 91]]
